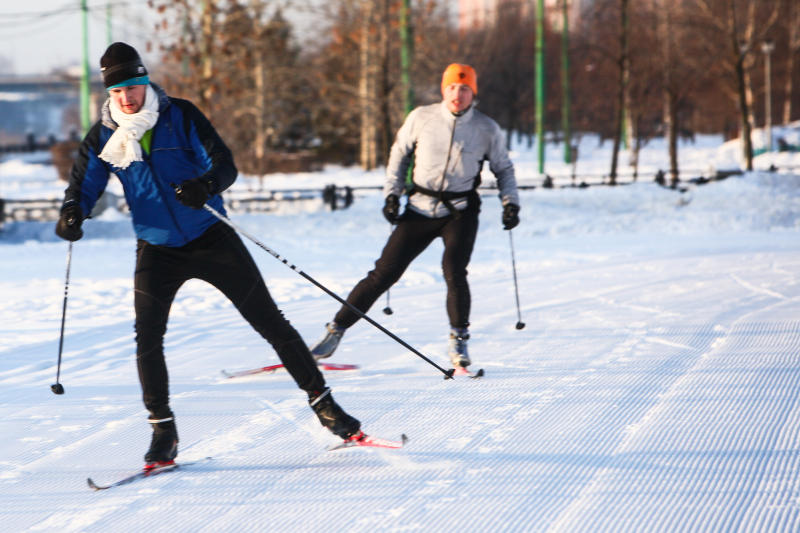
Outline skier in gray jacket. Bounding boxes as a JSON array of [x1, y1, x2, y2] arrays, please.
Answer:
[[311, 63, 520, 369]]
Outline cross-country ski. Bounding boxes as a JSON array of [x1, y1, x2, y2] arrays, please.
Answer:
[[87, 458, 211, 491], [222, 362, 359, 378]]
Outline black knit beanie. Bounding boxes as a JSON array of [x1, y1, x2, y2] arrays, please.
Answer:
[[100, 42, 148, 88]]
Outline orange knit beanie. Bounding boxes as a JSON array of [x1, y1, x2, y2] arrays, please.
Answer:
[[441, 63, 477, 95]]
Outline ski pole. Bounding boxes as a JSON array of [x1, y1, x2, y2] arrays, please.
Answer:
[[382, 225, 394, 315], [203, 204, 455, 379], [51, 241, 73, 395], [508, 230, 525, 330]]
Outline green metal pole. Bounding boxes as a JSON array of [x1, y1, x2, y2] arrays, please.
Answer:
[[400, 0, 414, 117], [535, 0, 545, 174], [80, 0, 91, 135], [560, 0, 571, 163], [400, 0, 415, 189]]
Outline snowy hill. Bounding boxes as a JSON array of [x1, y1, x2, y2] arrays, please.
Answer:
[[1, 134, 799, 532]]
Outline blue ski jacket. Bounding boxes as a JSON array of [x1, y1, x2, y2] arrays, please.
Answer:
[[62, 83, 237, 247]]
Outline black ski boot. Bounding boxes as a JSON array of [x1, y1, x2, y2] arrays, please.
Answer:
[[309, 388, 361, 439], [448, 327, 471, 368], [309, 322, 345, 360], [144, 411, 178, 469]]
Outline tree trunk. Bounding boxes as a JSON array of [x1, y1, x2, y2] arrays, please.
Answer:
[[782, 2, 798, 124], [667, 90, 679, 186], [254, 50, 266, 188], [782, 48, 796, 125], [201, 1, 214, 110], [359, 0, 377, 170], [630, 112, 640, 180], [660, 0, 679, 185], [729, 1, 754, 169], [735, 51, 754, 170], [609, 0, 629, 186], [744, 66, 756, 133], [379, 0, 392, 166]]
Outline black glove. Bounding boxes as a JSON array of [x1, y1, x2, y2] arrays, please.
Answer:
[[55, 203, 84, 241], [502, 203, 520, 230], [382, 194, 400, 224], [175, 178, 213, 209]]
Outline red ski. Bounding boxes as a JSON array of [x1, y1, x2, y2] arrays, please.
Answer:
[[222, 362, 359, 379], [329, 431, 408, 451]]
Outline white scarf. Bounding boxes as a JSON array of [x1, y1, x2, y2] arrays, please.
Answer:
[[99, 84, 160, 169]]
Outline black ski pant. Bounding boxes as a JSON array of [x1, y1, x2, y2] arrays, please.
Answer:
[[333, 203, 480, 330], [134, 221, 325, 417]]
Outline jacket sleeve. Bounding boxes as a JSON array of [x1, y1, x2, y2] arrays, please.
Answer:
[[384, 108, 419, 199], [62, 122, 110, 217], [176, 99, 238, 194], [487, 121, 519, 207]]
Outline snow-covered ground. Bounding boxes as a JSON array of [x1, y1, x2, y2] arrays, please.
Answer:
[[1, 130, 799, 532]]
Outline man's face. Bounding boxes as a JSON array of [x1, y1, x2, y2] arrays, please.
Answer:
[[442, 83, 474, 114], [109, 84, 147, 114]]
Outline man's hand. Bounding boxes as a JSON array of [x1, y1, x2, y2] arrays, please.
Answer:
[[382, 194, 400, 224], [502, 203, 520, 230], [55, 203, 84, 241], [175, 178, 213, 209]]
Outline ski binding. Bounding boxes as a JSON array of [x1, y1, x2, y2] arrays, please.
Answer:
[[328, 431, 408, 451], [453, 366, 484, 379]]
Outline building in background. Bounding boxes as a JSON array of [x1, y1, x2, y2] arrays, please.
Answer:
[[458, 0, 589, 31]]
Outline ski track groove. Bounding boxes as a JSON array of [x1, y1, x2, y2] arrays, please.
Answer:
[[2, 209, 799, 530], [546, 293, 800, 533]]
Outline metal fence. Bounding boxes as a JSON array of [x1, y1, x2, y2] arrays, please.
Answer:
[[0, 185, 358, 225], [5, 166, 797, 226]]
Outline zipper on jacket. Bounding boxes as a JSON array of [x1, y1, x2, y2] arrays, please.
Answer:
[[433, 115, 458, 213], [139, 88, 190, 246], [145, 128, 192, 245]]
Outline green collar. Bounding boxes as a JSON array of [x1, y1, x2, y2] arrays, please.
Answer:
[[140, 129, 153, 155]]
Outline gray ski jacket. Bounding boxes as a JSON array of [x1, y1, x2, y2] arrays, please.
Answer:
[[384, 101, 519, 218]]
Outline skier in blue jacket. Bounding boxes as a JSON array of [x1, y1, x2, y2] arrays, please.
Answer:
[[55, 42, 360, 469]]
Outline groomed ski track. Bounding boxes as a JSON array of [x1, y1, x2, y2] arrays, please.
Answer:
[[1, 180, 800, 531]]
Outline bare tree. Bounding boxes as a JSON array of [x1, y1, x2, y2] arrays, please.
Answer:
[[608, 0, 629, 185], [660, 0, 681, 185], [625, 2, 663, 180], [694, 0, 782, 170], [358, 0, 377, 169], [781, 0, 799, 124], [149, 0, 308, 177], [460, 1, 546, 148], [303, 0, 453, 167]]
